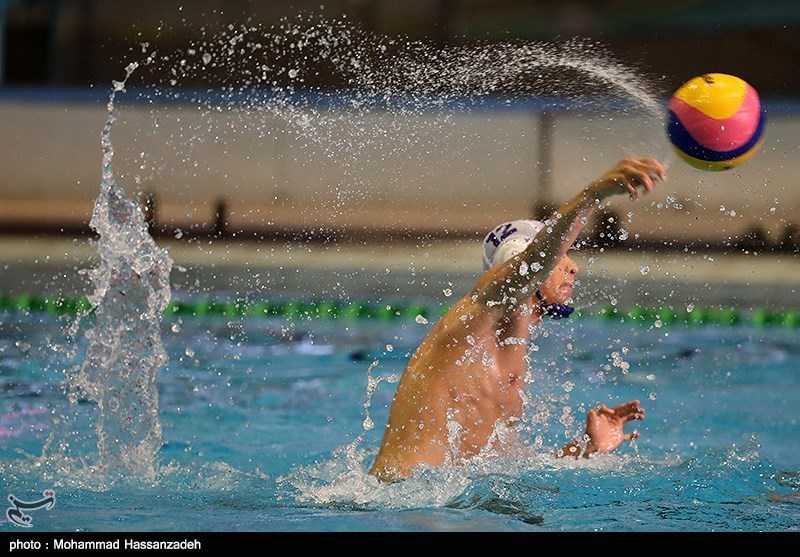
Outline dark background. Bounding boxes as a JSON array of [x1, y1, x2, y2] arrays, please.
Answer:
[[2, 0, 799, 99]]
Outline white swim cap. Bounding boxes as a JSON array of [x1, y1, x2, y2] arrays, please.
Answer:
[[482, 219, 546, 270]]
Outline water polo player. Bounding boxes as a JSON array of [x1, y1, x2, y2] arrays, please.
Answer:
[[369, 156, 666, 482]]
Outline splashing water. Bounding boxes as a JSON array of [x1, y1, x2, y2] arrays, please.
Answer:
[[133, 15, 667, 495], [44, 62, 173, 483], [37, 14, 665, 493], [130, 16, 667, 217]]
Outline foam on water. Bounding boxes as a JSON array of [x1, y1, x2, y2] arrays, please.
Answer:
[[281, 438, 650, 512]]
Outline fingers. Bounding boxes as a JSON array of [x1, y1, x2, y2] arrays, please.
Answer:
[[615, 157, 666, 199], [618, 400, 644, 421], [624, 156, 666, 181], [611, 400, 645, 422], [626, 430, 640, 442], [613, 177, 638, 199], [593, 400, 646, 424], [596, 404, 615, 418], [632, 156, 666, 181], [615, 400, 641, 412]]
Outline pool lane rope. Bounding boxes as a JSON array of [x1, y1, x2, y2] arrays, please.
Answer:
[[1, 293, 798, 328]]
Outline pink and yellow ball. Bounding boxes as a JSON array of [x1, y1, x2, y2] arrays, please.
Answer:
[[667, 73, 765, 171]]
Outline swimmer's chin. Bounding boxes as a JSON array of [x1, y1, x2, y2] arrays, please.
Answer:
[[552, 284, 574, 301]]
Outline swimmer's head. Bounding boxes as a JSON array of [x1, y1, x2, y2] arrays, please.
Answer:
[[482, 219, 576, 319], [482, 220, 546, 271]]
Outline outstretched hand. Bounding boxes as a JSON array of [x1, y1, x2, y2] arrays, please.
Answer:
[[584, 400, 645, 456], [587, 157, 666, 201], [555, 400, 645, 459]]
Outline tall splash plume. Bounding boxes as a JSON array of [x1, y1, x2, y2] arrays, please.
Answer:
[[62, 62, 173, 480]]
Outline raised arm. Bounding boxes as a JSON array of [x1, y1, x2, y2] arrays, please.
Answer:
[[477, 157, 666, 305]]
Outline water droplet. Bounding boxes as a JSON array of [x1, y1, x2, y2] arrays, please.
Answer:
[[415, 314, 429, 324], [639, 265, 650, 275], [15, 341, 31, 353], [202, 52, 212, 65]]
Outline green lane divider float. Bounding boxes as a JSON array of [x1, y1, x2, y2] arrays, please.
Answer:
[[1, 293, 798, 328]]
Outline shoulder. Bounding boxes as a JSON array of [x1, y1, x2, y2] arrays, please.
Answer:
[[434, 290, 505, 336]]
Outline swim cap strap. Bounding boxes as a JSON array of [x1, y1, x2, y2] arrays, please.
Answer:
[[535, 290, 575, 320]]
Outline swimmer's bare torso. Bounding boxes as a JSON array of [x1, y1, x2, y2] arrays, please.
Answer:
[[369, 290, 542, 482]]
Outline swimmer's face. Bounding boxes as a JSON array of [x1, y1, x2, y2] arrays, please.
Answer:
[[537, 255, 578, 305]]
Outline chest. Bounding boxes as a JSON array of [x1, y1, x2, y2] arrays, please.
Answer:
[[448, 335, 529, 398]]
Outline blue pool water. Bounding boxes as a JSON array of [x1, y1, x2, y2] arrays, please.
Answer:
[[2, 14, 798, 535], [2, 297, 799, 532]]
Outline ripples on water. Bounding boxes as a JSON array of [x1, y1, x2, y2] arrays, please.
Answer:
[[2, 310, 799, 531]]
